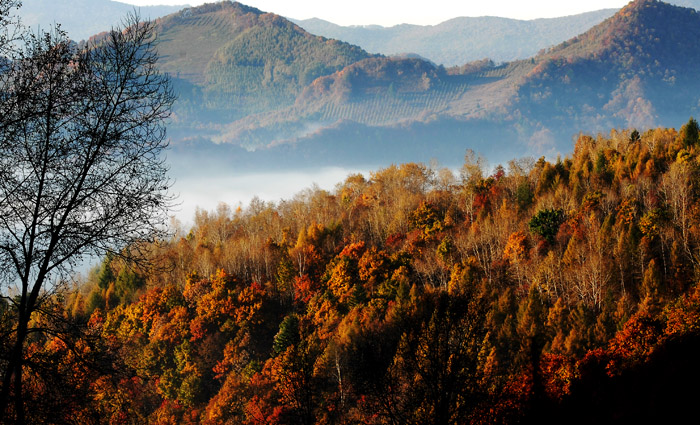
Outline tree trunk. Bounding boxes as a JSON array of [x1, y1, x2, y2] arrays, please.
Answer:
[[0, 316, 28, 425]]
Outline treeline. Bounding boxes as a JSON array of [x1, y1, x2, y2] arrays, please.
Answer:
[[14, 119, 700, 423]]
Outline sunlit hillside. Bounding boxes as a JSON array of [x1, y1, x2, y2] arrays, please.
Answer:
[[21, 120, 700, 423]]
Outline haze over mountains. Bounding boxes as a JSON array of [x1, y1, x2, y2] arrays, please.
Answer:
[[292, 10, 619, 66], [146, 0, 700, 169], [670, 0, 700, 7], [22, 1, 627, 66], [18, 0, 700, 169], [19, 0, 186, 41], [292, 0, 700, 66]]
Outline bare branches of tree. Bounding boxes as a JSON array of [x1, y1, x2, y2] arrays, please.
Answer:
[[0, 7, 175, 422], [0, 0, 21, 57]]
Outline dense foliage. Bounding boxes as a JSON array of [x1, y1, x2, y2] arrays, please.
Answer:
[[8, 122, 700, 423]]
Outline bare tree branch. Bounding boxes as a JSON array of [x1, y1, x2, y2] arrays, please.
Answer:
[[0, 8, 175, 422]]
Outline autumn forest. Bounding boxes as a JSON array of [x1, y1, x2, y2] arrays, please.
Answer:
[[5, 120, 699, 423], [5, 0, 700, 423]]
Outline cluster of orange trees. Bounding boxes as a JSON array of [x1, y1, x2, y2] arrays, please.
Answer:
[[13, 119, 700, 423]]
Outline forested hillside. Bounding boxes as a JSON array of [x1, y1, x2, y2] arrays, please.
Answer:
[[517, 0, 700, 131], [10, 120, 700, 423], [150, 1, 372, 131]]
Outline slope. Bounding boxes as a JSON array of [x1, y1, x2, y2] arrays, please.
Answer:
[[152, 1, 373, 130], [221, 0, 700, 160], [514, 0, 700, 133]]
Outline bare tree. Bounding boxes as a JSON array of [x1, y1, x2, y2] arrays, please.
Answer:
[[0, 8, 175, 422], [661, 161, 695, 265]]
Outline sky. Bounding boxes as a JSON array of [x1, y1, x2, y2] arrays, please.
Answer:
[[121, 0, 631, 26]]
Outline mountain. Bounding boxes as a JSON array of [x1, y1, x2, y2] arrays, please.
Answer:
[[672, 0, 700, 7], [203, 0, 700, 164], [514, 0, 700, 133], [19, 0, 186, 41], [22, 1, 700, 167], [144, 2, 537, 159], [292, 10, 619, 66], [291, 0, 700, 67], [151, 2, 373, 141], [63, 0, 689, 170]]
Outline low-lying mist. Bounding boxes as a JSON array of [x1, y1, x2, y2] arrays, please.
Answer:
[[170, 166, 371, 226]]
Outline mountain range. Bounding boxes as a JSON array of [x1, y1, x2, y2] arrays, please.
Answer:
[[19, 0, 186, 41], [293, 0, 700, 66], [18, 0, 700, 168], [292, 10, 619, 66], [151, 0, 700, 168]]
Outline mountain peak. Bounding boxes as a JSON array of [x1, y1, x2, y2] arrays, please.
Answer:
[[513, 0, 700, 134], [627, 0, 660, 7], [176, 1, 263, 17], [149, 0, 372, 127], [619, 0, 668, 17], [541, 0, 700, 64]]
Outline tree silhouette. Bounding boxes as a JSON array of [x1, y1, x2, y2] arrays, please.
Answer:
[[0, 7, 175, 422]]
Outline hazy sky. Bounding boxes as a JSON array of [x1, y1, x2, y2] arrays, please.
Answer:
[[122, 0, 631, 26]]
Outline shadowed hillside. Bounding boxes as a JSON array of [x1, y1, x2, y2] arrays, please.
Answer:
[[516, 0, 700, 133]]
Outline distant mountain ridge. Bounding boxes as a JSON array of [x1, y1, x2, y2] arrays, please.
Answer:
[[26, 0, 700, 169], [292, 10, 619, 66], [19, 0, 186, 41], [671, 0, 700, 7], [291, 0, 700, 67]]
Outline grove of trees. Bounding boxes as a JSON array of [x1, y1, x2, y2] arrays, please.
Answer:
[[7, 119, 700, 423], [5, 1, 700, 423]]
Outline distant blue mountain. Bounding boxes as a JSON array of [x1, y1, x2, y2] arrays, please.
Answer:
[[672, 0, 700, 8], [18, 0, 187, 41], [292, 9, 619, 66], [292, 0, 700, 66]]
